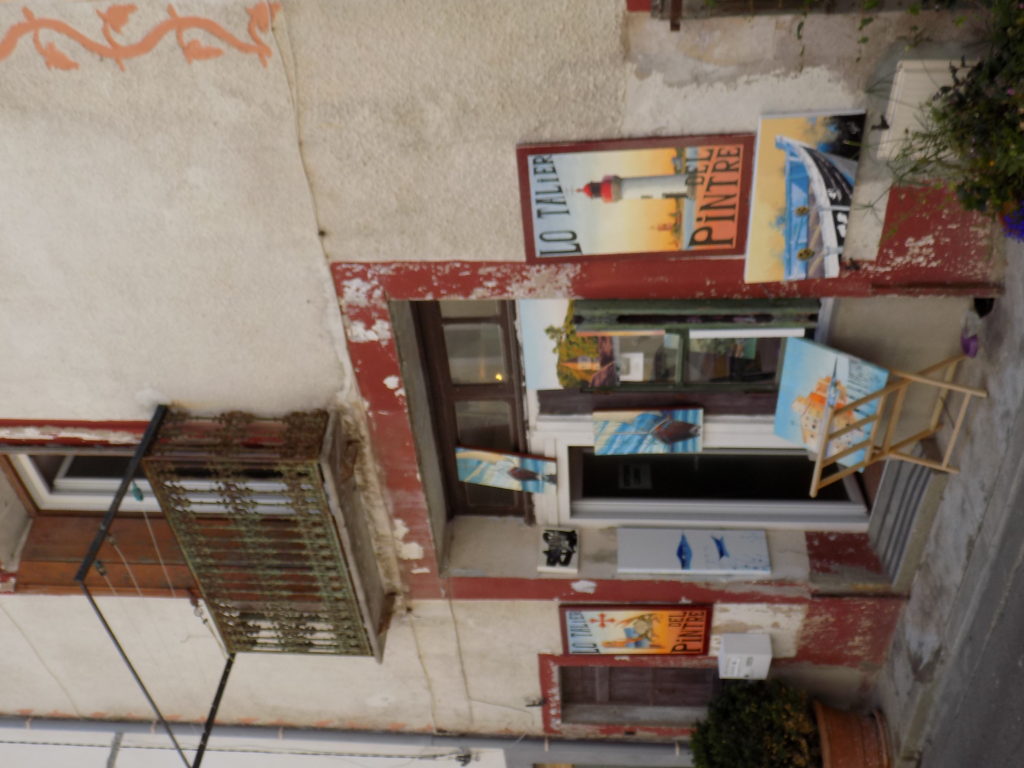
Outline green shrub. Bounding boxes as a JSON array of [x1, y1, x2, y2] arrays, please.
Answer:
[[891, 0, 1024, 216], [691, 680, 821, 768]]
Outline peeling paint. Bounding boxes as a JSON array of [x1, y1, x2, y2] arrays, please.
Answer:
[[0, 427, 141, 444], [570, 579, 597, 594], [341, 278, 383, 308], [347, 318, 393, 343], [410, 567, 431, 574], [383, 375, 401, 390]]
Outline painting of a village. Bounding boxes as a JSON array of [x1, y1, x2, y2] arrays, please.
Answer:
[[773, 338, 889, 467]]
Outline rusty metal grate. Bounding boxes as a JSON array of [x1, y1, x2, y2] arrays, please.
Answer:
[[143, 410, 374, 655]]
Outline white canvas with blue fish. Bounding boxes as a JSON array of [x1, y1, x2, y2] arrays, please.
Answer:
[[593, 409, 703, 455], [618, 528, 771, 576]]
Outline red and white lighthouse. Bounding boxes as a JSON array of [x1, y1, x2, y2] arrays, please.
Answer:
[[578, 174, 693, 203]]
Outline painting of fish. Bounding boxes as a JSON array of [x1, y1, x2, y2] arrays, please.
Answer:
[[593, 408, 703, 455]]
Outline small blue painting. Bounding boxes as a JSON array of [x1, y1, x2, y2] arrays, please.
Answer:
[[593, 408, 703, 455], [455, 447, 557, 493]]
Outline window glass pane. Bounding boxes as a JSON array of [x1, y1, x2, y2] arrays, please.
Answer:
[[611, 333, 680, 385], [686, 337, 782, 384], [464, 483, 517, 506], [439, 300, 501, 318], [443, 323, 507, 384], [454, 400, 514, 451]]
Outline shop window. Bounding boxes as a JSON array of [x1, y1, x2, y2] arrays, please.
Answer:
[[569, 299, 818, 392], [559, 664, 719, 726], [412, 300, 529, 518]]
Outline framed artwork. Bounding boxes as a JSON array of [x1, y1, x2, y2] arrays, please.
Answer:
[[517, 134, 755, 262], [455, 447, 557, 493], [560, 605, 712, 655], [745, 112, 867, 284], [773, 338, 889, 468], [592, 408, 703, 455]]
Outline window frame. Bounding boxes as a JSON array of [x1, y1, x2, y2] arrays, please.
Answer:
[[413, 300, 531, 518], [8, 451, 162, 513], [571, 299, 818, 392]]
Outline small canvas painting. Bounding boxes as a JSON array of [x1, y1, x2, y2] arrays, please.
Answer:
[[561, 605, 712, 655], [774, 338, 889, 468], [455, 447, 557, 493], [618, 528, 771, 576], [745, 112, 867, 284], [593, 409, 703, 455]]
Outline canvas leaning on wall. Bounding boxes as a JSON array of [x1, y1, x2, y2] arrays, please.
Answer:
[[455, 447, 557, 493], [773, 338, 890, 468], [745, 112, 866, 284]]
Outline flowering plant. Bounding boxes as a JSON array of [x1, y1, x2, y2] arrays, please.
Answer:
[[890, 0, 1024, 228]]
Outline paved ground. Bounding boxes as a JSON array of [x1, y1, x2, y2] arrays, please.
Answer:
[[875, 235, 1024, 767]]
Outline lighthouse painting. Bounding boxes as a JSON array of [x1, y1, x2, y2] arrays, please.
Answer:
[[516, 135, 754, 261]]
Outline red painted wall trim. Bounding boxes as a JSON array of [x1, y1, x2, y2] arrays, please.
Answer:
[[796, 596, 904, 668], [0, 420, 148, 446], [625, 0, 652, 12]]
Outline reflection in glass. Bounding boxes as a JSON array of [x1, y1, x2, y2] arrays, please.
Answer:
[[454, 400, 514, 451], [612, 333, 680, 384], [443, 323, 507, 383]]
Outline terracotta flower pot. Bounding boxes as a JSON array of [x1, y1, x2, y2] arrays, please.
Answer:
[[814, 700, 890, 768]]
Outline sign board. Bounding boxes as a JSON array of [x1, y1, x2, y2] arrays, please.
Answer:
[[517, 135, 754, 261], [560, 605, 712, 655]]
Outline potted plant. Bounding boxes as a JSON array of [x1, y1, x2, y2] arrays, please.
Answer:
[[890, 0, 1024, 241], [691, 680, 889, 768]]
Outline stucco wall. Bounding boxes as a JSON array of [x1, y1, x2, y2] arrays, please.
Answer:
[[0, 595, 562, 732], [0, 2, 350, 421]]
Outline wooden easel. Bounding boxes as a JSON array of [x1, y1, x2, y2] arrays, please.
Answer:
[[809, 355, 987, 498]]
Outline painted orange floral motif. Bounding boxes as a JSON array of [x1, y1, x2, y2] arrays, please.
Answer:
[[0, 2, 282, 71]]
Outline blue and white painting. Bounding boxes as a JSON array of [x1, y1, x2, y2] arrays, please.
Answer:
[[455, 447, 557, 493], [618, 528, 771, 576], [746, 112, 866, 284], [593, 409, 703, 455], [774, 338, 889, 468]]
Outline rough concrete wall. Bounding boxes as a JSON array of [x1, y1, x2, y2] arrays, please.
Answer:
[[0, 1, 350, 420]]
